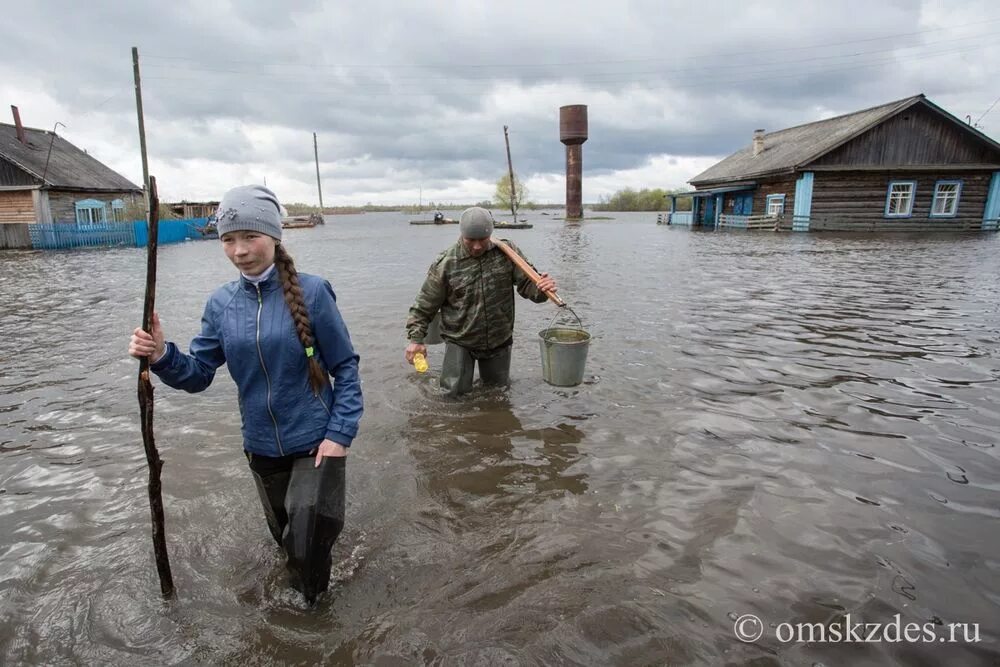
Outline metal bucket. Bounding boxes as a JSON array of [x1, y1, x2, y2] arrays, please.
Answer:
[[539, 326, 590, 386]]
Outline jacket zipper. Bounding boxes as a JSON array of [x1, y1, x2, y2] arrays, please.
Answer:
[[255, 284, 284, 455]]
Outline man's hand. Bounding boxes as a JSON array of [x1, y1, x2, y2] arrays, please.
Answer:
[[536, 272, 557, 294], [405, 342, 427, 364]]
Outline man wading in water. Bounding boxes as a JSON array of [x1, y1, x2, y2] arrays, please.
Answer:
[[404, 206, 557, 396]]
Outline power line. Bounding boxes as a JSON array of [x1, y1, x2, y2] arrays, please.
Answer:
[[141, 16, 1000, 71], [141, 41, 994, 94], [975, 94, 1000, 125], [139, 31, 1000, 82]]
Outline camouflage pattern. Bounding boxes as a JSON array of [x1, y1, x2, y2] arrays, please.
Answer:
[[406, 238, 548, 352]]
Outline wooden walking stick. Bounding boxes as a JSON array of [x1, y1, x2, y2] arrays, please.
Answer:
[[137, 176, 175, 598]]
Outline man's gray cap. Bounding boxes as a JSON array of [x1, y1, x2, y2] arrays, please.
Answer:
[[215, 185, 283, 241], [459, 207, 494, 240]]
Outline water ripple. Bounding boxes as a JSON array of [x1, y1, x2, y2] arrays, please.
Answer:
[[1, 216, 998, 664]]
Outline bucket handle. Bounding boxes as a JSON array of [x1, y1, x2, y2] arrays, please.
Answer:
[[543, 305, 585, 342]]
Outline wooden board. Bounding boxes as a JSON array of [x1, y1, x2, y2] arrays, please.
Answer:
[[0, 190, 36, 223]]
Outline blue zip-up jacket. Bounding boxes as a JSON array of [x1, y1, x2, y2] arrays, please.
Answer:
[[150, 271, 363, 456]]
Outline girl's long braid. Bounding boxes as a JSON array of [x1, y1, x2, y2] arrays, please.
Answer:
[[274, 243, 329, 395]]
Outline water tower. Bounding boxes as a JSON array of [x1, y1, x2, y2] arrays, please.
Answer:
[[559, 104, 588, 220]]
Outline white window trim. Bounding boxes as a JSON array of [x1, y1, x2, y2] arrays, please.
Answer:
[[75, 199, 109, 227], [929, 180, 962, 218], [110, 199, 126, 223], [766, 194, 786, 217], [885, 180, 916, 218]]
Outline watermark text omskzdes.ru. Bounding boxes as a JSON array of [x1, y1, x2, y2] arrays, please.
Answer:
[[733, 613, 981, 644]]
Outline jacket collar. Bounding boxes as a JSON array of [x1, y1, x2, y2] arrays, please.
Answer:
[[239, 265, 281, 293], [454, 238, 495, 261]]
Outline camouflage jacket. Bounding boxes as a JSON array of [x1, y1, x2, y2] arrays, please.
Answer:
[[406, 239, 548, 352]]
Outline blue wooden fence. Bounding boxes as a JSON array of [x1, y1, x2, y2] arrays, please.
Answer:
[[27, 218, 213, 250]]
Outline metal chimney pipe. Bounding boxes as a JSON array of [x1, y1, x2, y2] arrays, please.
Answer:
[[11, 106, 26, 144]]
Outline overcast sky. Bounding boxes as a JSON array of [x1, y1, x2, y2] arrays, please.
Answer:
[[2, 0, 999, 205]]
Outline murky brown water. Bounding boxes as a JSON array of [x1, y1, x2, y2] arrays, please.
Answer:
[[1, 213, 999, 665]]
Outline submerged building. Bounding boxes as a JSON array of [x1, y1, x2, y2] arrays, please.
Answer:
[[668, 94, 1000, 232]]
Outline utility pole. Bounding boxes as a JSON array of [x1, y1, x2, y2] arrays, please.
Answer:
[[503, 125, 517, 221], [313, 132, 324, 212]]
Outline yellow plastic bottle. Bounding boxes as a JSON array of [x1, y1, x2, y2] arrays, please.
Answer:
[[413, 352, 428, 373]]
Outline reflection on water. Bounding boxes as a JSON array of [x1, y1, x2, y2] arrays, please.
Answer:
[[1, 215, 999, 665], [408, 397, 587, 521]]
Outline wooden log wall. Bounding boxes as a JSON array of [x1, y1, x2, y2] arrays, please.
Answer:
[[808, 218, 986, 232], [0, 190, 36, 223], [810, 170, 991, 229], [47, 190, 137, 223], [752, 177, 797, 215], [719, 177, 797, 216], [0, 224, 31, 249]]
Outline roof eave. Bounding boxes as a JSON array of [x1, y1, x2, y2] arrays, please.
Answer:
[[690, 166, 796, 187], [45, 185, 143, 193], [0, 150, 48, 185], [0, 184, 42, 191]]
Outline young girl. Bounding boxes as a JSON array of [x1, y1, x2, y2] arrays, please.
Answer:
[[128, 184, 362, 604]]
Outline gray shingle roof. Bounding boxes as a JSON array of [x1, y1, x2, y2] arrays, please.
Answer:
[[689, 95, 929, 186], [0, 122, 141, 192]]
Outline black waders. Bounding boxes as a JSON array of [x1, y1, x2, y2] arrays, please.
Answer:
[[249, 452, 346, 604], [439, 341, 512, 397]]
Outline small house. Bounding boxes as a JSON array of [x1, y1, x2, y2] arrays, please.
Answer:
[[1, 107, 142, 247], [167, 201, 219, 219], [671, 94, 1000, 232]]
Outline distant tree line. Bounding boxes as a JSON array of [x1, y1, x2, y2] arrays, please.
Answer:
[[591, 188, 692, 212], [284, 201, 545, 215], [284, 203, 392, 215]]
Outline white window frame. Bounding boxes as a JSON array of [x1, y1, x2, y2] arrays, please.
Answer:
[[885, 181, 916, 218], [766, 194, 786, 217], [75, 199, 108, 227], [110, 199, 126, 223], [929, 180, 961, 218]]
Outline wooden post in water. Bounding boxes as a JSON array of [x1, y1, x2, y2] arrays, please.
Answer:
[[313, 132, 324, 213], [137, 177, 174, 599], [503, 125, 517, 221]]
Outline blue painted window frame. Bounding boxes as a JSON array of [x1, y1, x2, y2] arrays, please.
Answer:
[[766, 194, 786, 216], [929, 180, 962, 218], [884, 180, 916, 218]]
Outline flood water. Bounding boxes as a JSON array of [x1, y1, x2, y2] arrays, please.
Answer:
[[1, 212, 999, 665]]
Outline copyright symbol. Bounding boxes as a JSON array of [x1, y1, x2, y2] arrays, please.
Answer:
[[734, 614, 764, 643]]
